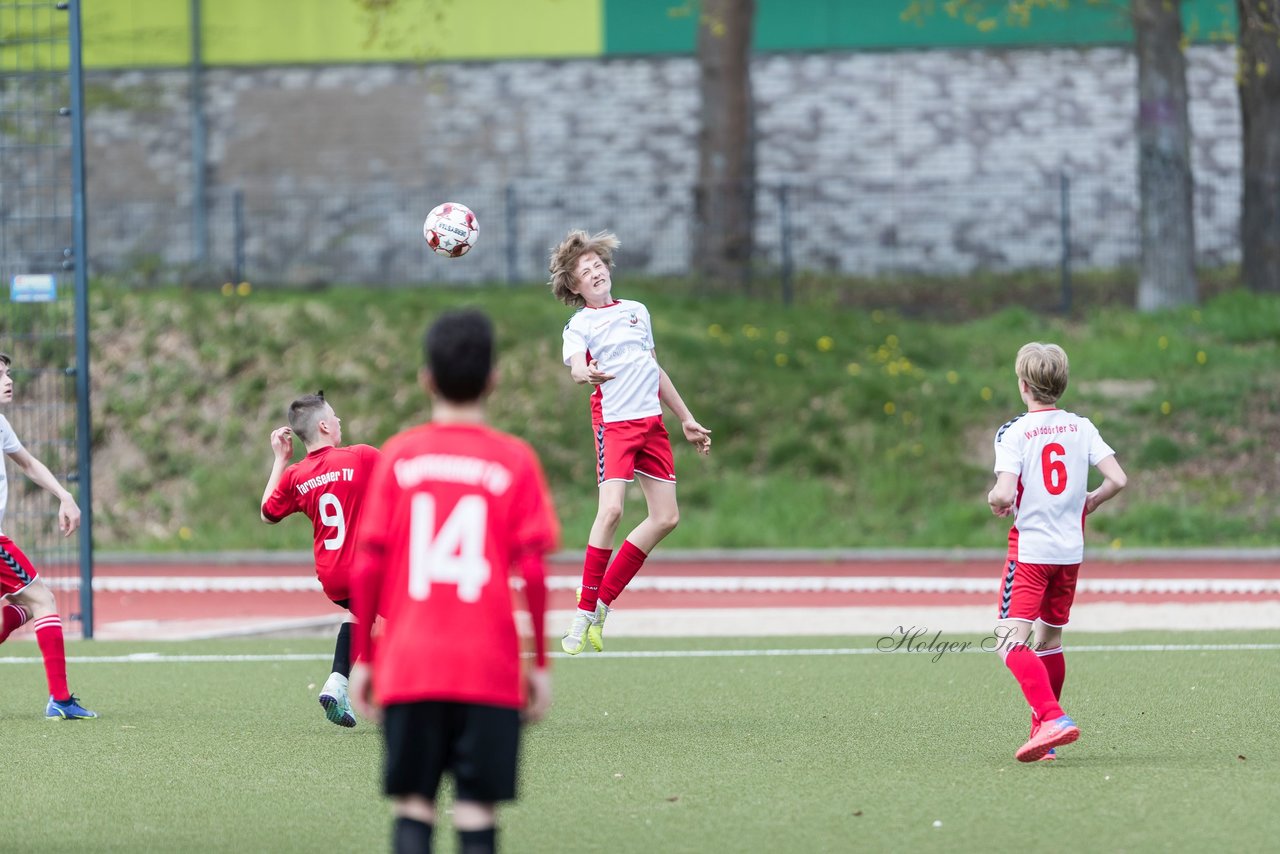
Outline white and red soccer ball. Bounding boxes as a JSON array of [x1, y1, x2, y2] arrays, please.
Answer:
[[423, 202, 479, 258]]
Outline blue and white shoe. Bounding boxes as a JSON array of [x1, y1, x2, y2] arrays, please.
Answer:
[[46, 695, 98, 720]]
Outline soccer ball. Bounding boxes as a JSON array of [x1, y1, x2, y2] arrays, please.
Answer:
[[423, 202, 479, 258]]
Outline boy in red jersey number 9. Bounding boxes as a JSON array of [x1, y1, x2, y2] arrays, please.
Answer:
[[260, 392, 381, 728], [987, 342, 1127, 762], [549, 230, 711, 655], [349, 309, 559, 854]]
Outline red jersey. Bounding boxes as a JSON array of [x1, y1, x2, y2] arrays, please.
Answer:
[[352, 422, 559, 709], [261, 443, 381, 602]]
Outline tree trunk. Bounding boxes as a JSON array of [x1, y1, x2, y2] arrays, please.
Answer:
[[1132, 0, 1198, 311], [694, 0, 756, 291], [1238, 0, 1280, 294]]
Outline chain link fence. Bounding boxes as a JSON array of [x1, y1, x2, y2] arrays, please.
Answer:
[[85, 171, 1242, 297]]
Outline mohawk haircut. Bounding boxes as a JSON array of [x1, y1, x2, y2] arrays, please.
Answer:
[[548, 229, 620, 308]]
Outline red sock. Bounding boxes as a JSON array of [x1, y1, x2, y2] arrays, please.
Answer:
[[34, 615, 70, 701], [577, 545, 612, 612], [0, 603, 30, 644], [599, 540, 648, 606], [1038, 646, 1065, 698], [1005, 645, 1064, 724]]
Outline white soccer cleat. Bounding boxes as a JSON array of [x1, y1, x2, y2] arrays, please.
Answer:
[[587, 601, 610, 652], [319, 672, 356, 728], [561, 609, 597, 655]]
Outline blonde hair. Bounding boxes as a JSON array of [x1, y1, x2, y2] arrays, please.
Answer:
[[548, 229, 620, 307], [1015, 342, 1070, 404]]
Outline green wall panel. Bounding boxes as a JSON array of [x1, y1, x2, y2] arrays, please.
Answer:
[[603, 0, 1238, 55]]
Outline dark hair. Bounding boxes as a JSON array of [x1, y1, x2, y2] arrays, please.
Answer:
[[287, 391, 329, 443], [0, 353, 10, 367], [424, 309, 494, 403]]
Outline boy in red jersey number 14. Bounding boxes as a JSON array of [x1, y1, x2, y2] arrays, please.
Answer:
[[987, 343, 1127, 762], [549, 230, 711, 655], [348, 309, 559, 854], [260, 392, 381, 728]]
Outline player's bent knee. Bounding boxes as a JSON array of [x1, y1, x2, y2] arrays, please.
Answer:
[[12, 579, 57, 617], [595, 502, 624, 528], [393, 796, 437, 824]]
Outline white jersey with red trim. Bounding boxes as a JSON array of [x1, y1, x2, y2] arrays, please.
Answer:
[[0, 414, 25, 536], [562, 299, 661, 424], [993, 408, 1115, 564]]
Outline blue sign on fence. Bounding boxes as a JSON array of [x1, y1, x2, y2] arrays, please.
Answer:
[[10, 274, 57, 303]]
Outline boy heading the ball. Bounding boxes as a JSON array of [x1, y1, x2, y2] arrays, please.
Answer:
[[986, 342, 1127, 762], [549, 229, 711, 655], [260, 392, 381, 727], [0, 353, 96, 719], [349, 309, 559, 854]]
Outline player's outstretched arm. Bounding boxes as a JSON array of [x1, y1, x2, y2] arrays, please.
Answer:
[[259, 426, 293, 523], [7, 447, 79, 536], [655, 359, 711, 455], [1086, 455, 1128, 515], [567, 352, 614, 386], [988, 471, 1019, 517]]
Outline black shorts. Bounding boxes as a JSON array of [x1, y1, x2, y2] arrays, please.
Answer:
[[383, 701, 521, 803], [332, 598, 351, 611]]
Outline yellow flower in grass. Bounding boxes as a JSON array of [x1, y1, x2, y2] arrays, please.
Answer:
[[902, 411, 915, 426], [221, 283, 234, 297], [775, 330, 790, 345], [743, 325, 761, 340], [883, 401, 896, 416], [237, 282, 252, 296], [946, 370, 959, 384], [708, 323, 723, 338], [980, 387, 993, 401], [774, 353, 788, 367], [846, 362, 862, 376], [871, 310, 885, 324], [885, 334, 899, 349], [1158, 335, 1169, 350], [817, 336, 834, 352], [1160, 401, 1172, 415], [178, 526, 193, 541], [1196, 350, 1207, 365]]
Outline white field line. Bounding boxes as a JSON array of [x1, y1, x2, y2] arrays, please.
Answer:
[[2, 643, 1280, 666], [43, 575, 1280, 595]]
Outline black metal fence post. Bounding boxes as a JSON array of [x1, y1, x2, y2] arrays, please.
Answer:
[[778, 184, 793, 306], [233, 189, 246, 283], [505, 184, 518, 285], [1059, 171, 1072, 313]]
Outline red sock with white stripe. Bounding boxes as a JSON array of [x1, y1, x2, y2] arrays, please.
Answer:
[[576, 545, 612, 612], [1005, 645, 1065, 724], [1038, 646, 1066, 698], [599, 539, 648, 607], [34, 615, 71, 702], [0, 603, 30, 644]]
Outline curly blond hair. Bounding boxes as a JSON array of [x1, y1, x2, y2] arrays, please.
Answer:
[[548, 229, 620, 307]]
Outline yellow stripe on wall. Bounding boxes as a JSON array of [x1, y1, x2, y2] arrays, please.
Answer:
[[79, 0, 603, 68]]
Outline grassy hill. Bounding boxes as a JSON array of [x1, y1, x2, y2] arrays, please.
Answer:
[[82, 279, 1280, 553]]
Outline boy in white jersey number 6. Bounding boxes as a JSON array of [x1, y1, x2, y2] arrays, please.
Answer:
[[987, 342, 1127, 762], [549, 230, 711, 654]]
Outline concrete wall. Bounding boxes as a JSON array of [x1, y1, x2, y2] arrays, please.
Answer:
[[76, 45, 1241, 283]]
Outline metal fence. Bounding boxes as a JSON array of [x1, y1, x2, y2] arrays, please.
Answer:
[[85, 171, 1243, 293]]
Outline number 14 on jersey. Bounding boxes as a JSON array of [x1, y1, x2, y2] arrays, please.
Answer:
[[407, 494, 492, 602]]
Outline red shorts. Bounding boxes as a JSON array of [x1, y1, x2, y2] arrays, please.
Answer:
[[594, 415, 676, 485], [0, 536, 39, 596], [997, 556, 1081, 626]]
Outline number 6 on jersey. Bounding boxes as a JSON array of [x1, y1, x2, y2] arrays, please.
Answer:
[[407, 494, 492, 602]]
